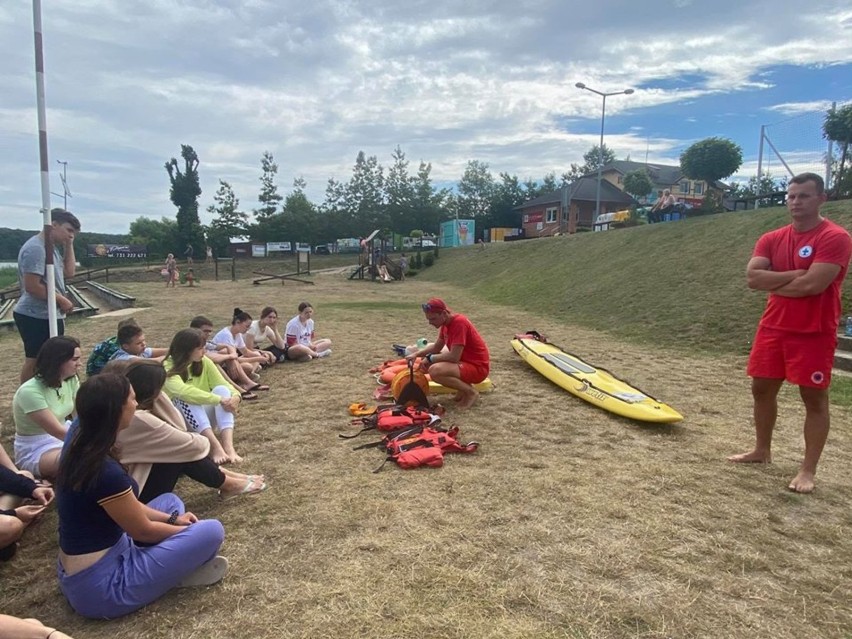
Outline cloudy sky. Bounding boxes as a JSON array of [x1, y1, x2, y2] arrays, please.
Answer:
[[2, 0, 851, 233]]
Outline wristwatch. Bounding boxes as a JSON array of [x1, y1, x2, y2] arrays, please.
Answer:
[[426, 354, 434, 364]]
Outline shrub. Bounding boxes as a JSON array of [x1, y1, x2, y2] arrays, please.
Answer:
[[407, 269, 419, 277], [415, 251, 423, 268], [423, 253, 435, 267]]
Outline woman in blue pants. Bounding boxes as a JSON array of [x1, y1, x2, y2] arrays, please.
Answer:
[[55, 373, 227, 619]]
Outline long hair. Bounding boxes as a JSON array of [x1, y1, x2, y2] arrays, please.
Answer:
[[167, 328, 206, 380], [298, 301, 312, 313], [56, 374, 130, 491], [260, 306, 277, 320], [125, 359, 167, 410], [35, 335, 80, 388]]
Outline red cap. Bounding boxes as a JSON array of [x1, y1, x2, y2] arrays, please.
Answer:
[[422, 298, 450, 313]]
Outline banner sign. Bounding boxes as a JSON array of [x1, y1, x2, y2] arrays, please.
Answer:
[[87, 244, 148, 258], [252, 244, 267, 258], [523, 212, 543, 223], [266, 241, 291, 252]]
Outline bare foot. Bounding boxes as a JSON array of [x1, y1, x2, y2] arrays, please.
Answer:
[[219, 475, 266, 500], [457, 390, 480, 410], [226, 450, 244, 464], [788, 470, 815, 493], [727, 450, 771, 463], [209, 447, 230, 466], [452, 392, 463, 402]]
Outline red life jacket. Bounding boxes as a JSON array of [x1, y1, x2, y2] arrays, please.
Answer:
[[339, 404, 434, 440], [354, 424, 478, 472]]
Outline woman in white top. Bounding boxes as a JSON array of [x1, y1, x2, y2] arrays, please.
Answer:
[[285, 302, 332, 362], [244, 306, 288, 363], [213, 309, 274, 372], [13, 336, 81, 479]]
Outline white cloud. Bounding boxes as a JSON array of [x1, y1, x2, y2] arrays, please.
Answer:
[[1, 1, 851, 232]]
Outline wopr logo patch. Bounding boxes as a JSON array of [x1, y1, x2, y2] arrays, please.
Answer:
[[811, 371, 825, 385]]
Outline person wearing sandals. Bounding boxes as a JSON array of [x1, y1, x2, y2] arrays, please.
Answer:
[[285, 302, 332, 361], [245, 306, 289, 363], [97, 360, 266, 502], [56, 373, 227, 619], [0, 444, 54, 562], [163, 328, 244, 464], [13, 336, 81, 481], [190, 316, 261, 399], [213, 309, 275, 376]]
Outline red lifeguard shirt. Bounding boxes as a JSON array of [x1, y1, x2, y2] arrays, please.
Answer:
[[753, 219, 852, 335], [439, 314, 490, 371]]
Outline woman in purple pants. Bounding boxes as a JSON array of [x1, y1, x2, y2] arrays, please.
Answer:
[[55, 373, 228, 619]]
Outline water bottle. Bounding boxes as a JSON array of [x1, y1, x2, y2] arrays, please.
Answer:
[[416, 337, 428, 348], [845, 316, 852, 337]]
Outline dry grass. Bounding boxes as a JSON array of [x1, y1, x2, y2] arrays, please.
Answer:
[[2, 273, 852, 638]]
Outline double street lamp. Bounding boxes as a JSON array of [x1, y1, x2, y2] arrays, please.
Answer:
[[575, 82, 634, 222]]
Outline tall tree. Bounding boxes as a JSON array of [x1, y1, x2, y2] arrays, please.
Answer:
[[206, 180, 248, 254], [490, 172, 526, 228], [254, 151, 283, 222], [731, 173, 788, 208], [563, 144, 617, 182], [680, 137, 743, 212], [457, 160, 494, 219], [411, 161, 445, 234], [385, 146, 415, 234], [164, 144, 205, 255], [319, 177, 352, 238], [346, 151, 385, 234], [129, 216, 179, 258], [281, 177, 318, 244], [823, 103, 852, 198]]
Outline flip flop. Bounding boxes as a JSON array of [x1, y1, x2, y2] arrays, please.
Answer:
[[248, 384, 270, 392], [348, 402, 377, 417], [240, 391, 259, 400], [218, 477, 268, 501]]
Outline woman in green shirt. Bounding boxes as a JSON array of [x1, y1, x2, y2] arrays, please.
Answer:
[[163, 329, 243, 464], [13, 336, 81, 479]]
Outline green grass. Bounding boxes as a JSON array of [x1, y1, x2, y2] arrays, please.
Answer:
[[420, 201, 852, 355], [0, 266, 17, 289], [830, 375, 852, 407]]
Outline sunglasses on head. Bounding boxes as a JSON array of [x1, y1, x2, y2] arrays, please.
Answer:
[[421, 303, 443, 312]]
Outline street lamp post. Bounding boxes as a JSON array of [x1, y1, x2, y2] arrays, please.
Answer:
[[575, 83, 634, 223]]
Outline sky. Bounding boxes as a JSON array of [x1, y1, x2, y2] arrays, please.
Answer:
[[2, 0, 851, 234]]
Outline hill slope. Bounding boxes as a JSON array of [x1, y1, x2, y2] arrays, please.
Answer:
[[421, 201, 852, 354]]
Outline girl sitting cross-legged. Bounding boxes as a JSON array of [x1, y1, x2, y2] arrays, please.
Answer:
[[164, 328, 244, 464], [56, 373, 227, 620]]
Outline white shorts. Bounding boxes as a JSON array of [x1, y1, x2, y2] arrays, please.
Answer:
[[15, 432, 64, 478]]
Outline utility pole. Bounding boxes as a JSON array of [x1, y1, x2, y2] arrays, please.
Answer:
[[52, 159, 71, 210]]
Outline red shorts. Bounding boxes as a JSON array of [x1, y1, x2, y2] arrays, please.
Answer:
[[747, 326, 836, 388], [458, 361, 489, 385]]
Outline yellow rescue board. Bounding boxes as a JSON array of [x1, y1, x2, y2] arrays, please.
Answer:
[[511, 336, 682, 423], [428, 378, 493, 395]]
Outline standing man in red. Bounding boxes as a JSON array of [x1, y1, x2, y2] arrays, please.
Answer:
[[729, 173, 852, 493], [408, 298, 490, 409]]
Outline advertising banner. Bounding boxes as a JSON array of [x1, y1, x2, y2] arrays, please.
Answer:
[[87, 244, 148, 258], [252, 244, 267, 258], [266, 241, 291, 252]]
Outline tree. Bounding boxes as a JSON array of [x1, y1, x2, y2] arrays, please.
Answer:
[[129, 216, 179, 258], [410, 161, 446, 234], [680, 137, 743, 213], [563, 144, 617, 182], [254, 151, 283, 222], [731, 172, 788, 208], [164, 144, 205, 256], [346, 151, 385, 234], [823, 104, 852, 198], [206, 180, 248, 255], [623, 169, 653, 202], [385, 146, 415, 234], [490, 172, 527, 228], [456, 160, 494, 219]]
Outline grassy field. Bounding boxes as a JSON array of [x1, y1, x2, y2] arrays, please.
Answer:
[[1, 204, 852, 638]]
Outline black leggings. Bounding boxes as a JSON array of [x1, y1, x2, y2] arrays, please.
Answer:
[[139, 459, 226, 503], [264, 344, 288, 361]]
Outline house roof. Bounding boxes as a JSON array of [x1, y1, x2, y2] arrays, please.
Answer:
[[590, 160, 729, 190], [515, 177, 636, 211]]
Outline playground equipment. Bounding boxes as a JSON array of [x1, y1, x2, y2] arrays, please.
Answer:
[[253, 248, 314, 285]]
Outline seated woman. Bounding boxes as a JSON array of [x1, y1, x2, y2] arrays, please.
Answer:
[[245, 306, 288, 363], [56, 373, 227, 619], [213, 309, 274, 375], [164, 328, 244, 464], [285, 302, 332, 362], [103, 359, 266, 503], [190, 315, 261, 398], [0, 445, 53, 561], [13, 336, 81, 480]]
